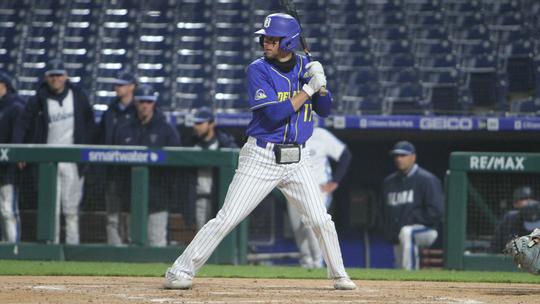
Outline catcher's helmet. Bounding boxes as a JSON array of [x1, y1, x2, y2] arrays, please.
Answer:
[[255, 13, 300, 52], [513, 186, 534, 202]]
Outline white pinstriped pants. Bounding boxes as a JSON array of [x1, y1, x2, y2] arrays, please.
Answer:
[[394, 224, 438, 270], [170, 137, 349, 279], [0, 184, 19, 242]]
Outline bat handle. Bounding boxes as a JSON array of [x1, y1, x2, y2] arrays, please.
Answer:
[[320, 86, 327, 96]]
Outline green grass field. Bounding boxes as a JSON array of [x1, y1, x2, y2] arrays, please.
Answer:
[[1, 260, 539, 284]]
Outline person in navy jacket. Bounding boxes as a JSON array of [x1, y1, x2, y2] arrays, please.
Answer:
[[13, 59, 96, 244], [113, 84, 181, 246], [97, 70, 137, 246], [0, 70, 24, 243], [379, 141, 444, 270]]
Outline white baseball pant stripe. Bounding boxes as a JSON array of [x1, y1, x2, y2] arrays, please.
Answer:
[[170, 137, 349, 279], [0, 183, 19, 242], [54, 163, 84, 245], [394, 224, 438, 270]]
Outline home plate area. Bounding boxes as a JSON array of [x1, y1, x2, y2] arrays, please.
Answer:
[[0, 276, 539, 303]]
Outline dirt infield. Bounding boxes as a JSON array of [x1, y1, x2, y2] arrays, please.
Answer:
[[0, 276, 539, 303]]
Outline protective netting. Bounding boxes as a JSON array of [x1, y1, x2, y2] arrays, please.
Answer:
[[12, 164, 211, 246], [466, 173, 540, 253]]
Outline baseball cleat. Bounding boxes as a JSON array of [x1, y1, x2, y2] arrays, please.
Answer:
[[333, 278, 357, 290], [163, 268, 193, 289]]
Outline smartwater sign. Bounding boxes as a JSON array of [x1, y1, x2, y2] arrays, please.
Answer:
[[81, 149, 166, 164]]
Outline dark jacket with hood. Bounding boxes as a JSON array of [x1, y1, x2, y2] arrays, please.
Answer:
[[97, 97, 136, 145], [13, 80, 96, 146], [0, 76, 24, 184], [113, 110, 181, 212]]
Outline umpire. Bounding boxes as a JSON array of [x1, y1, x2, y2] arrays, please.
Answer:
[[0, 71, 24, 242], [113, 84, 181, 246], [378, 141, 444, 270]]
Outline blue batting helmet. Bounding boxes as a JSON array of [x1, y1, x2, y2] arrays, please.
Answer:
[[255, 13, 301, 52]]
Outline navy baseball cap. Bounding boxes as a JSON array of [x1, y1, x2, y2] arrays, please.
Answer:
[[44, 59, 67, 76], [112, 70, 136, 85], [513, 186, 534, 202], [134, 84, 158, 102], [193, 107, 215, 123], [390, 141, 416, 155]]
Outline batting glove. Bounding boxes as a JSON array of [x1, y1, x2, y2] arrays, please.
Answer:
[[302, 73, 327, 97], [305, 61, 325, 77]]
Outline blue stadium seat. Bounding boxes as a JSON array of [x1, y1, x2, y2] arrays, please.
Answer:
[[410, 27, 448, 41], [370, 25, 408, 40], [376, 53, 415, 68], [372, 39, 411, 54], [403, 0, 440, 12], [382, 83, 430, 115], [378, 67, 419, 85], [413, 40, 453, 56]]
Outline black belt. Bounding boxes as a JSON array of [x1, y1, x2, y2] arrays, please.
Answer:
[[255, 138, 305, 150]]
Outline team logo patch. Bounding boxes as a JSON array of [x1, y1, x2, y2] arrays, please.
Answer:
[[254, 89, 267, 101], [264, 17, 271, 28]]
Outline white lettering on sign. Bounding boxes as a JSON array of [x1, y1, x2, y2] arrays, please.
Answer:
[[469, 156, 525, 171], [0, 148, 8, 161], [420, 117, 473, 130]]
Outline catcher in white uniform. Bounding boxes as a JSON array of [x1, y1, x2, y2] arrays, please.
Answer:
[[288, 126, 352, 268], [164, 13, 356, 290]]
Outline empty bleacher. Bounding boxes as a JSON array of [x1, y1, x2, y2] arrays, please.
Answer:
[[0, 0, 539, 115]]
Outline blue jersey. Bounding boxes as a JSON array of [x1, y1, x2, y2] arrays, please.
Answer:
[[245, 54, 331, 145]]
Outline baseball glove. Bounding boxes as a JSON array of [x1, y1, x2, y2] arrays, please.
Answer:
[[504, 228, 540, 275]]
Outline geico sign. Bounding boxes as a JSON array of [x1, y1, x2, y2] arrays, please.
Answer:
[[419, 117, 474, 130]]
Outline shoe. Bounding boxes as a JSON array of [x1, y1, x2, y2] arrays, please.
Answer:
[[333, 277, 357, 290], [163, 268, 193, 289]]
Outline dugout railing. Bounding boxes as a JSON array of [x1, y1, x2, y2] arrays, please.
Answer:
[[0, 144, 245, 264], [445, 152, 540, 271]]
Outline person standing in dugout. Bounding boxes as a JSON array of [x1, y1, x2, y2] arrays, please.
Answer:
[[113, 84, 181, 247], [164, 13, 357, 290], [97, 70, 138, 246], [378, 141, 444, 270], [13, 59, 96, 245], [188, 106, 238, 230], [0, 71, 24, 243]]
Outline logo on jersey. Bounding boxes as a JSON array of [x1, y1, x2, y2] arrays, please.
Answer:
[[387, 190, 414, 206], [254, 89, 267, 101], [264, 17, 271, 28]]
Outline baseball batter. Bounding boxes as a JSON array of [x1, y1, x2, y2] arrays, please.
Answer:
[[164, 13, 356, 290]]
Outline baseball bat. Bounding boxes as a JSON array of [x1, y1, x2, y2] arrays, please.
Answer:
[[278, 0, 327, 96]]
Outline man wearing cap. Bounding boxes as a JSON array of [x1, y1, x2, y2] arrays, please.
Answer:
[[188, 107, 237, 230], [491, 186, 540, 252], [97, 70, 137, 246], [378, 140, 444, 270], [0, 70, 24, 243], [13, 59, 95, 244], [113, 84, 181, 246]]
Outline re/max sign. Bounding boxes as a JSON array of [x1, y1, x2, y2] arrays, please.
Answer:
[[469, 156, 525, 171]]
